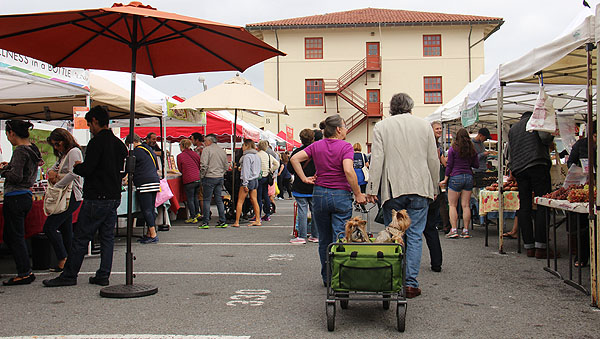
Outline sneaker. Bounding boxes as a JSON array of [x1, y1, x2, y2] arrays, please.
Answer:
[[185, 217, 198, 224], [140, 236, 159, 244], [446, 229, 459, 239], [460, 230, 472, 239], [216, 221, 228, 228], [196, 213, 202, 219], [198, 222, 210, 229], [290, 237, 307, 244], [308, 237, 319, 243], [89, 276, 110, 286], [261, 215, 271, 222], [137, 234, 150, 243]]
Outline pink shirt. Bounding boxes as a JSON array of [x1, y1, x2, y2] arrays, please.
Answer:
[[304, 138, 354, 191]]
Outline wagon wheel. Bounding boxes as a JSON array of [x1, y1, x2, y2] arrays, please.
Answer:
[[396, 303, 407, 332], [326, 301, 336, 331], [382, 293, 390, 310], [339, 292, 349, 309]]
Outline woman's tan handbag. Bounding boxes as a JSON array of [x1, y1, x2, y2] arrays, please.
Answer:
[[43, 156, 73, 216]]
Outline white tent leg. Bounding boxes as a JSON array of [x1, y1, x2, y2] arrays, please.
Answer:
[[497, 84, 505, 254]]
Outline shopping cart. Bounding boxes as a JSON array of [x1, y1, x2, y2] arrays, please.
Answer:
[[325, 241, 407, 332]]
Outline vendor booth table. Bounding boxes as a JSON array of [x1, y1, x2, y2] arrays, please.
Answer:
[[534, 197, 593, 295], [479, 190, 520, 246]]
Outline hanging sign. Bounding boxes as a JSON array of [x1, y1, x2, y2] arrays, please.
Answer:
[[73, 106, 89, 130], [460, 104, 479, 127], [286, 125, 294, 141]]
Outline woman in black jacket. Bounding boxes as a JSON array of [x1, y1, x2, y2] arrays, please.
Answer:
[[126, 134, 161, 244], [288, 129, 319, 244]]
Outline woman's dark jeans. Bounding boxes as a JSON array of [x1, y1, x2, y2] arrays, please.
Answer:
[[3, 193, 33, 277], [138, 191, 157, 227], [257, 177, 271, 217], [43, 191, 81, 261], [184, 181, 201, 217]]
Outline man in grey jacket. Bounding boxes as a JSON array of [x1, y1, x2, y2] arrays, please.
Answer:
[[508, 111, 554, 259], [199, 134, 229, 228], [367, 93, 439, 299]]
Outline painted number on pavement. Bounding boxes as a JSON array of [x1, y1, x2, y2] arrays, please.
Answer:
[[268, 254, 295, 261], [226, 289, 271, 306]]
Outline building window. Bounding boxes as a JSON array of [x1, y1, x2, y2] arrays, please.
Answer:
[[424, 76, 442, 104], [305, 38, 323, 59], [305, 79, 323, 106], [423, 35, 441, 56]]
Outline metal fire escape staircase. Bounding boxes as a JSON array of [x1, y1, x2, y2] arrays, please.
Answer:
[[323, 56, 382, 133]]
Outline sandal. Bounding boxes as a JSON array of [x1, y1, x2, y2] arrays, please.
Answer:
[[3, 273, 36, 286], [502, 232, 517, 239]]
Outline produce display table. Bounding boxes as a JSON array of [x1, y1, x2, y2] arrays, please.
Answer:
[[0, 199, 80, 243], [534, 196, 592, 295], [479, 190, 520, 215]]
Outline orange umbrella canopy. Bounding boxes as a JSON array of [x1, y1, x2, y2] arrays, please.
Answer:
[[0, 2, 284, 76]]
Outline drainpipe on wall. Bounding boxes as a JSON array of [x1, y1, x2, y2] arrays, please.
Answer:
[[275, 29, 280, 133], [468, 24, 473, 83]]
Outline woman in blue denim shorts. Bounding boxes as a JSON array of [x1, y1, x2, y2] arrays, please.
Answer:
[[439, 128, 479, 239]]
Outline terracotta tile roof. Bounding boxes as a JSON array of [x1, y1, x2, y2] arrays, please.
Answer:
[[247, 8, 503, 28]]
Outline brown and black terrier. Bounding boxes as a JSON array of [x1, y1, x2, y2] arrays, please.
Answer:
[[375, 209, 411, 245], [344, 217, 370, 243]]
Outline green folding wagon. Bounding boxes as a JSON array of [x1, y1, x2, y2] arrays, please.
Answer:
[[326, 242, 407, 332]]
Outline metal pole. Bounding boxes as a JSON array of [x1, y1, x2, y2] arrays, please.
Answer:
[[497, 83, 505, 254], [232, 109, 238, 207]]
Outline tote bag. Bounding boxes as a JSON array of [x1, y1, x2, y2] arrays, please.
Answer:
[[526, 86, 556, 133], [43, 156, 73, 216], [155, 178, 174, 207]]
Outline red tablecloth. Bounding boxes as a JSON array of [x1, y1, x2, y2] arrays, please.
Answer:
[[0, 199, 81, 243], [167, 176, 184, 213]]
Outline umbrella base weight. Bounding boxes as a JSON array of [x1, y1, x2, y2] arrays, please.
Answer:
[[100, 284, 158, 298]]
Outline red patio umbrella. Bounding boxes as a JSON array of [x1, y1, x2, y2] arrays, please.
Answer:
[[0, 1, 284, 298]]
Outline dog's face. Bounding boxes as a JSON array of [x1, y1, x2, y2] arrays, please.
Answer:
[[344, 217, 369, 242], [389, 209, 411, 232]]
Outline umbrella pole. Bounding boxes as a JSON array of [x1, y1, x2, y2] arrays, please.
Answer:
[[101, 17, 157, 298], [232, 109, 238, 218]]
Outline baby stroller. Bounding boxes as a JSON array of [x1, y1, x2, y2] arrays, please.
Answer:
[[223, 170, 255, 222]]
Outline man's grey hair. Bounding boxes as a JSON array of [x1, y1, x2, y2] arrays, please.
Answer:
[[389, 93, 414, 116], [258, 139, 269, 151], [205, 134, 217, 144], [431, 120, 442, 127]]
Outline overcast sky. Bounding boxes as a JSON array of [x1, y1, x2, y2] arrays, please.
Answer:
[[3, 0, 600, 98]]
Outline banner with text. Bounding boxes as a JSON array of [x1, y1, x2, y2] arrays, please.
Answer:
[[0, 49, 89, 89]]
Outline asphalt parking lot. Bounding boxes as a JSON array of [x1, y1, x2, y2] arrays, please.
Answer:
[[1, 199, 599, 338]]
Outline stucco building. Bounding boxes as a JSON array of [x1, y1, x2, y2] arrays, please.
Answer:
[[247, 8, 503, 149]]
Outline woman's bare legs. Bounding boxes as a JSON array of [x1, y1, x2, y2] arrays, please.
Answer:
[[249, 189, 261, 226], [460, 190, 472, 232], [447, 189, 460, 232], [232, 186, 248, 227]]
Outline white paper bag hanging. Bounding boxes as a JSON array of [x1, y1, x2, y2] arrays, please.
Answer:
[[526, 86, 556, 133]]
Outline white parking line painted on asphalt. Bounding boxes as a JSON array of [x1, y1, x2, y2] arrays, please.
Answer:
[[4, 336, 250, 339], [33, 272, 281, 276], [159, 242, 296, 246]]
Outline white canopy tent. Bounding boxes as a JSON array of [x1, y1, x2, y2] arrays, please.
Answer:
[[424, 10, 597, 256]]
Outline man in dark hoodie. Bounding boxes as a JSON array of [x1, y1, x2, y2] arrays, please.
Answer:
[[44, 106, 127, 287], [288, 129, 319, 244], [1, 120, 42, 285]]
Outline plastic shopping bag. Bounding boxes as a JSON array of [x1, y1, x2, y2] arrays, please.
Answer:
[[526, 86, 556, 133], [155, 178, 174, 207]]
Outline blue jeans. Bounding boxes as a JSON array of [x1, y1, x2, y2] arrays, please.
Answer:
[[383, 194, 430, 288], [257, 177, 271, 217], [295, 196, 318, 239], [43, 192, 81, 261], [202, 177, 226, 223], [184, 181, 201, 217], [448, 173, 473, 192], [312, 186, 352, 283], [61, 199, 120, 281], [137, 191, 157, 227], [3, 193, 33, 277]]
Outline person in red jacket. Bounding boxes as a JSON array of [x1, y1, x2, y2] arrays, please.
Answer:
[[177, 139, 202, 224]]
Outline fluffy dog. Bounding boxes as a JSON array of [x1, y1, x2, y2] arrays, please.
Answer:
[[375, 209, 411, 245], [344, 217, 370, 243]]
